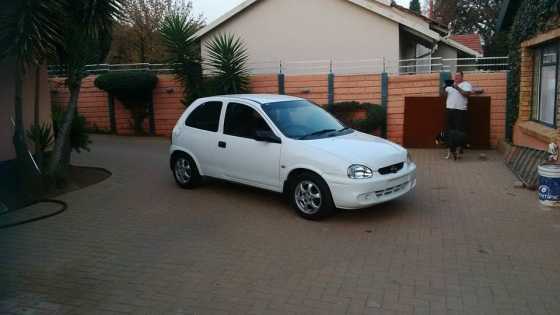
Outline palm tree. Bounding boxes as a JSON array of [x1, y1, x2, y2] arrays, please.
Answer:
[[47, 0, 124, 176], [160, 13, 204, 105], [0, 0, 63, 197], [205, 33, 250, 95]]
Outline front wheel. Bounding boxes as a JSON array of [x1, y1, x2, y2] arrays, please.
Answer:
[[289, 173, 335, 220], [172, 153, 201, 189]]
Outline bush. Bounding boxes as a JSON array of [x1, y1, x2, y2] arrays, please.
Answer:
[[94, 71, 158, 134], [327, 102, 386, 134], [52, 105, 91, 153]]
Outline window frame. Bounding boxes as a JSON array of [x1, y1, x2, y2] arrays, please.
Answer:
[[531, 41, 560, 128], [184, 101, 223, 132]]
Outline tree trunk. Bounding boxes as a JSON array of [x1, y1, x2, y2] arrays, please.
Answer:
[[47, 79, 82, 177], [13, 63, 28, 162], [13, 62, 38, 203], [33, 65, 43, 172]]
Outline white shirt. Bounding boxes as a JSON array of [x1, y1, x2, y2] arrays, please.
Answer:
[[445, 81, 472, 110]]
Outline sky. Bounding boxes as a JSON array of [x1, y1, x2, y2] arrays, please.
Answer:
[[191, 0, 411, 24]]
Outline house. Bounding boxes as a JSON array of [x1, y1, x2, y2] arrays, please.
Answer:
[[194, 0, 482, 74], [497, 0, 560, 151], [449, 34, 483, 55], [0, 59, 52, 164]]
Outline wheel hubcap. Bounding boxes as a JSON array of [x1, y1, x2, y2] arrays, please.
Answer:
[[175, 158, 192, 184], [295, 180, 322, 214]]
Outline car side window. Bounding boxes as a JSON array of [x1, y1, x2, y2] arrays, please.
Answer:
[[224, 102, 272, 139], [185, 101, 222, 132]]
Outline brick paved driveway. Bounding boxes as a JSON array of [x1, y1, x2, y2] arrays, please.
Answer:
[[1, 135, 560, 315]]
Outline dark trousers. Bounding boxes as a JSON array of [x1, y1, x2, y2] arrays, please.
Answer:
[[446, 109, 467, 133]]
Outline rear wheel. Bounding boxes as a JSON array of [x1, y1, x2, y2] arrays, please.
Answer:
[[289, 172, 335, 220], [172, 153, 201, 189]]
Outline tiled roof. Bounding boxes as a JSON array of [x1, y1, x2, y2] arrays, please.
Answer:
[[449, 34, 483, 54]]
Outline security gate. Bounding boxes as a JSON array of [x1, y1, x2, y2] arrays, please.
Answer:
[[403, 96, 491, 148]]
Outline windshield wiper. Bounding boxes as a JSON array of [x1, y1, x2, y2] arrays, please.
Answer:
[[337, 127, 352, 132], [299, 129, 337, 140]]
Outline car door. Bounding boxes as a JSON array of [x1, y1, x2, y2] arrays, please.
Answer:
[[219, 102, 282, 190], [180, 101, 223, 177]]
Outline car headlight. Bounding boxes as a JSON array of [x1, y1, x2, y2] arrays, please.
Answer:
[[348, 164, 374, 179], [407, 152, 414, 165]]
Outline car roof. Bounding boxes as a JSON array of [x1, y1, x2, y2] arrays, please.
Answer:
[[200, 94, 303, 104]]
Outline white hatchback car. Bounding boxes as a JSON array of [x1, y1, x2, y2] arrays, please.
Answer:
[[170, 94, 416, 220]]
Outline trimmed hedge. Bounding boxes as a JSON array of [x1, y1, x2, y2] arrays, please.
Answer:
[[327, 102, 386, 134], [94, 71, 158, 134]]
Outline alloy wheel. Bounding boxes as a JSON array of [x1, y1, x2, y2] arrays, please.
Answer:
[[294, 180, 322, 214]]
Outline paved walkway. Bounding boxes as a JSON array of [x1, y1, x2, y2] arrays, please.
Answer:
[[1, 135, 560, 315]]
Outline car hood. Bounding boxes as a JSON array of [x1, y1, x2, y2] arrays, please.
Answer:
[[303, 131, 406, 168]]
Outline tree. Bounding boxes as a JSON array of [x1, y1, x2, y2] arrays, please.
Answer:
[[409, 0, 421, 14], [108, 0, 203, 63], [160, 12, 204, 105], [450, 0, 503, 49], [47, 0, 124, 177], [205, 34, 250, 95], [431, 0, 456, 27], [0, 0, 63, 197], [431, 0, 503, 52]]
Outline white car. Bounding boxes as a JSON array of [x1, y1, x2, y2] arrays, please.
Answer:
[[170, 94, 416, 220]]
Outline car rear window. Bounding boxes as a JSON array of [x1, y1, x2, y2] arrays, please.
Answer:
[[185, 101, 222, 132]]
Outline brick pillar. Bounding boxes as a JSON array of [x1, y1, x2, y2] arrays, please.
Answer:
[[108, 94, 116, 134], [381, 72, 388, 138], [518, 47, 534, 122], [327, 73, 334, 110], [278, 73, 285, 95]]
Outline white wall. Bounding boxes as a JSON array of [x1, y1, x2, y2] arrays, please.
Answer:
[[432, 43, 458, 72], [0, 58, 52, 161], [200, 0, 400, 74]]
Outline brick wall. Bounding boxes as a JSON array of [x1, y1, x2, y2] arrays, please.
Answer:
[[49, 72, 508, 146], [285, 75, 328, 105], [50, 76, 111, 132], [250, 75, 279, 94], [464, 72, 508, 147], [153, 75, 184, 136], [334, 74, 382, 104], [386, 73, 440, 144], [518, 47, 534, 122]]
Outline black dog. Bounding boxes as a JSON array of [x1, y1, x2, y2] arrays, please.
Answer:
[[435, 130, 467, 160]]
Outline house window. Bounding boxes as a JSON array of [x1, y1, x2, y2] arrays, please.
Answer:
[[532, 42, 559, 126]]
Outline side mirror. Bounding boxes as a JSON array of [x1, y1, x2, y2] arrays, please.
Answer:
[[255, 130, 281, 143]]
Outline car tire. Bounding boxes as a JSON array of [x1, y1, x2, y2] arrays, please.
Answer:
[[172, 153, 201, 189], [289, 172, 335, 220]]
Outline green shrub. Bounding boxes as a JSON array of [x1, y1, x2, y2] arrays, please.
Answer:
[[52, 105, 91, 153], [328, 102, 386, 134], [94, 71, 158, 134], [205, 33, 250, 95]]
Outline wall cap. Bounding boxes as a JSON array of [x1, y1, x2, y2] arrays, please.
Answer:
[[521, 27, 560, 48], [517, 121, 559, 143]]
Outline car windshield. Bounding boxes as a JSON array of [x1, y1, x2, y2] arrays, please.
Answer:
[[261, 100, 350, 139]]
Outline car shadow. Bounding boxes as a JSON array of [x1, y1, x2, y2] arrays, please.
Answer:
[[200, 177, 414, 223]]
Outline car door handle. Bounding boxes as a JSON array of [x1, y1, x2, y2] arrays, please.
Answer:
[[218, 141, 226, 148]]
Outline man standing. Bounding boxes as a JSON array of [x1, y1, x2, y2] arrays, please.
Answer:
[[444, 71, 483, 157]]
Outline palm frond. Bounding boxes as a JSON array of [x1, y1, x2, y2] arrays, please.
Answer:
[[205, 33, 250, 95], [160, 13, 203, 105], [0, 0, 64, 68]]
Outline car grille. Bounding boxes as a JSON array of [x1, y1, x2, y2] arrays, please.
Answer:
[[378, 162, 404, 175], [375, 181, 409, 198]]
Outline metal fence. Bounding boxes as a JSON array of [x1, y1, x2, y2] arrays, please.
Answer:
[[48, 56, 509, 77]]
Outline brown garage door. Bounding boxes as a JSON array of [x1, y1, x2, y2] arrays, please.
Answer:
[[403, 96, 491, 148]]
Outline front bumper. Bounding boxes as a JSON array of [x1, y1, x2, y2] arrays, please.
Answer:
[[327, 163, 416, 209]]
